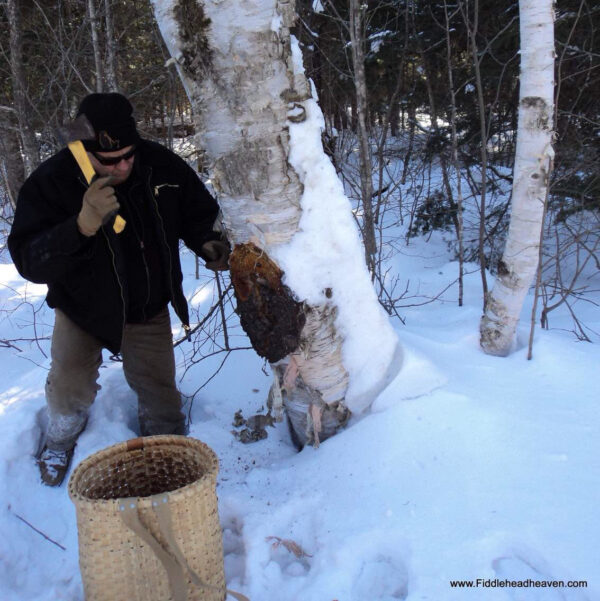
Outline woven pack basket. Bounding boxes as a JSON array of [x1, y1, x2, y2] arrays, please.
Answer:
[[68, 435, 247, 601]]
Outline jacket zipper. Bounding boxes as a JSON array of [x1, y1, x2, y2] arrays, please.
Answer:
[[146, 168, 189, 332], [128, 181, 151, 323], [139, 240, 151, 323], [102, 228, 127, 338], [77, 175, 127, 345]]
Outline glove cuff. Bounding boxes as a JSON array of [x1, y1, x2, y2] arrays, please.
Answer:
[[77, 214, 98, 237]]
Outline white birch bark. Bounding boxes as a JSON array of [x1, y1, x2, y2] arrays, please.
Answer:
[[150, 0, 401, 446], [480, 0, 555, 356]]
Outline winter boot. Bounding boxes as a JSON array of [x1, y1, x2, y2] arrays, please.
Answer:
[[38, 446, 75, 487]]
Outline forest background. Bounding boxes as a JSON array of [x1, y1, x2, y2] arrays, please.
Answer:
[[1, 0, 598, 347]]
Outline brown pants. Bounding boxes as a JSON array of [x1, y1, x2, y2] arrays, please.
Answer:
[[45, 308, 185, 451]]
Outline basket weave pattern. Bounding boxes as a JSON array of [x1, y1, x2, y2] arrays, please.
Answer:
[[69, 435, 226, 601]]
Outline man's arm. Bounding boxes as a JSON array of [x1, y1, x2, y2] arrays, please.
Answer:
[[178, 160, 230, 269], [8, 176, 95, 285]]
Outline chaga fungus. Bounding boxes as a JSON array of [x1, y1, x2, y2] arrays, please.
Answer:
[[230, 243, 306, 362]]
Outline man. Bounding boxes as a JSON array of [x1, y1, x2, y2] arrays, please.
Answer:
[[8, 93, 230, 486]]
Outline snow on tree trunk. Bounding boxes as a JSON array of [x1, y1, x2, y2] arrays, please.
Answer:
[[150, 0, 401, 446], [480, 0, 555, 357]]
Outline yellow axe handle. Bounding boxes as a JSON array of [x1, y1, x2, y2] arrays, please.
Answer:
[[67, 140, 126, 234], [67, 140, 95, 185]]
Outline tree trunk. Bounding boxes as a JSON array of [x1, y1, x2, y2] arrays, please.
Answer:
[[460, 0, 489, 307], [5, 0, 40, 177], [417, 27, 462, 302], [443, 0, 464, 307], [348, 0, 376, 278], [104, 0, 119, 91], [150, 0, 401, 447], [87, 0, 104, 92], [480, 0, 555, 356], [0, 123, 24, 212], [401, 100, 416, 186]]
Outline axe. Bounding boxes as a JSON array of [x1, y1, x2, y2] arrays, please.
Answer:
[[57, 115, 126, 234]]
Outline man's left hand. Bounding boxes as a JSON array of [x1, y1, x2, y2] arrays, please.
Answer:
[[201, 240, 230, 271]]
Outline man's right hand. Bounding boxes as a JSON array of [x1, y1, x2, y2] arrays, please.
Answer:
[[77, 176, 119, 236]]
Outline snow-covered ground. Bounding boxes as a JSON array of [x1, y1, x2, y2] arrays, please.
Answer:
[[0, 228, 598, 600]]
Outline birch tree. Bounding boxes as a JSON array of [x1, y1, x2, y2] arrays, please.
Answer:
[[480, 0, 555, 356], [150, 0, 401, 446]]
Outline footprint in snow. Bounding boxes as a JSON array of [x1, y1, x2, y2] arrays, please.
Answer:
[[351, 554, 408, 600], [492, 555, 590, 601], [221, 512, 247, 584], [92, 377, 139, 434]]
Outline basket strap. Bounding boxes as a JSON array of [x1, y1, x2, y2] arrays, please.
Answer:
[[119, 500, 188, 601], [152, 497, 250, 601]]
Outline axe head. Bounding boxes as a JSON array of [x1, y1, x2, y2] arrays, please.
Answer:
[[56, 114, 96, 147]]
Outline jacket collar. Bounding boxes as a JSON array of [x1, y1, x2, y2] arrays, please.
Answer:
[[136, 139, 172, 168]]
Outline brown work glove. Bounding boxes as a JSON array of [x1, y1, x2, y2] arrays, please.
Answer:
[[201, 240, 230, 271], [77, 176, 119, 237]]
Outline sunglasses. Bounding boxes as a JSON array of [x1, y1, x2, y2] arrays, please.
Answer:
[[92, 146, 137, 166]]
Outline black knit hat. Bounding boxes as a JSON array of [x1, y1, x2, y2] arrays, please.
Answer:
[[77, 93, 140, 152]]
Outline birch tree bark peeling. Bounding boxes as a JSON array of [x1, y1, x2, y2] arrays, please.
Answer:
[[151, 0, 401, 446]]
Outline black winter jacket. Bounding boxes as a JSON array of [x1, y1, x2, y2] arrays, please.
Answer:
[[8, 140, 222, 353]]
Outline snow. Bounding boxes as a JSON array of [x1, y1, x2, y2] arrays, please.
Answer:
[[1, 24, 598, 592], [368, 30, 394, 54], [275, 37, 401, 413], [148, 1, 182, 65], [1, 217, 599, 600]]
